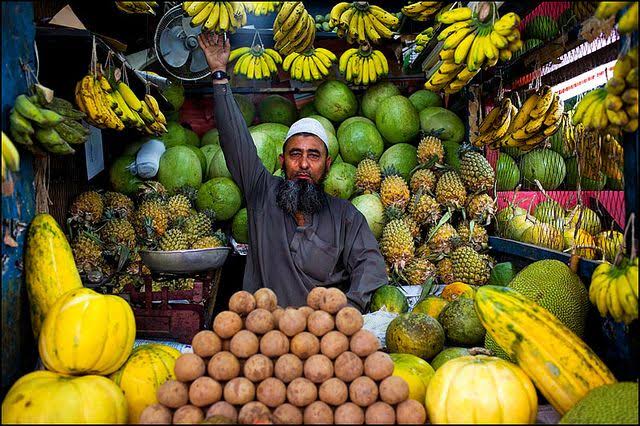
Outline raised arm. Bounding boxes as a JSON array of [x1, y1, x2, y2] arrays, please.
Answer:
[[198, 33, 268, 197]]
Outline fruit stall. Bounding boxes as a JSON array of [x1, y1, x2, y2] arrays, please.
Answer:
[[1, 0, 638, 424]]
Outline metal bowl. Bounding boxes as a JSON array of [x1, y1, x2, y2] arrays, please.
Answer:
[[139, 248, 231, 273]]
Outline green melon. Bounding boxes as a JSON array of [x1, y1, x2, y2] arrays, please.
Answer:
[[519, 149, 566, 190], [249, 129, 278, 173], [201, 144, 221, 172], [184, 145, 207, 173], [196, 177, 242, 221], [525, 16, 559, 41], [385, 313, 445, 360], [201, 129, 220, 146], [408, 89, 443, 111], [430, 347, 472, 370], [299, 102, 318, 117], [549, 124, 573, 158], [308, 115, 339, 158], [376, 95, 420, 144], [378, 144, 418, 182], [257, 95, 297, 126], [251, 123, 289, 152], [338, 121, 384, 165], [437, 298, 485, 346], [565, 157, 607, 190], [234, 93, 256, 126], [231, 208, 248, 244], [419, 107, 465, 144], [314, 80, 358, 123], [157, 146, 203, 193], [333, 154, 343, 164], [308, 114, 336, 135], [533, 199, 566, 229], [370, 285, 408, 313], [208, 148, 231, 179], [184, 127, 200, 147], [361, 82, 401, 121], [351, 194, 385, 239], [502, 146, 524, 158], [109, 155, 143, 195], [159, 121, 188, 148], [496, 152, 520, 190], [337, 116, 375, 143], [323, 162, 357, 200], [161, 82, 185, 110]]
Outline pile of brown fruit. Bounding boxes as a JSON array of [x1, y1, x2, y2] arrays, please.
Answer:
[[139, 287, 426, 424]]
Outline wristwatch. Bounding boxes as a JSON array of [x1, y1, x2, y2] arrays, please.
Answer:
[[212, 70, 229, 80]]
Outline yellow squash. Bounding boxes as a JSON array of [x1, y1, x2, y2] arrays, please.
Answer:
[[110, 344, 181, 423], [25, 213, 83, 338], [475, 285, 617, 415], [39, 287, 136, 376], [389, 353, 435, 405], [1, 370, 128, 423], [426, 355, 537, 423]]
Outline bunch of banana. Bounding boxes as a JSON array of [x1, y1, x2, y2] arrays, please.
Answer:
[[414, 27, 435, 53], [603, 48, 638, 133], [283, 47, 337, 82], [339, 44, 389, 86], [2, 131, 20, 182], [183, 2, 247, 33], [401, 1, 443, 22], [472, 98, 518, 148], [230, 46, 282, 79], [600, 132, 624, 181], [115, 1, 158, 15], [595, 1, 638, 34], [329, 2, 399, 44], [273, 2, 315, 55], [243, 2, 280, 16], [590, 258, 638, 324]]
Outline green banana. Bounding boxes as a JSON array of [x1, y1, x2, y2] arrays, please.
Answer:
[[45, 97, 86, 119], [14, 94, 48, 126], [34, 128, 76, 155], [54, 121, 88, 145], [38, 108, 64, 127], [9, 109, 35, 134], [61, 118, 90, 136]]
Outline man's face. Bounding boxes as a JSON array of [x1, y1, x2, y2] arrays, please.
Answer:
[[279, 134, 332, 184]]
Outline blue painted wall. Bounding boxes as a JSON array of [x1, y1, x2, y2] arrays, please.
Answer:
[[2, 2, 37, 396]]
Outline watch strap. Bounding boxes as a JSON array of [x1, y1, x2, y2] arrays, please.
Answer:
[[212, 70, 229, 80]]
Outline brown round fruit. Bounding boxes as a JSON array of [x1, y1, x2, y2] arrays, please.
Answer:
[[228, 290, 256, 315], [213, 311, 243, 338], [259, 330, 290, 357], [205, 401, 238, 423], [334, 351, 364, 382], [189, 376, 222, 407], [139, 403, 172, 424], [396, 399, 427, 424], [349, 329, 381, 357], [256, 377, 287, 407], [272, 307, 285, 328], [298, 306, 314, 319], [335, 307, 363, 336], [245, 308, 275, 334], [306, 287, 327, 309], [207, 351, 240, 381], [191, 330, 222, 358], [349, 376, 378, 407], [243, 354, 274, 382], [334, 402, 365, 425], [304, 401, 334, 424], [238, 401, 271, 424], [172, 405, 204, 424], [365, 401, 395, 425], [278, 308, 307, 336], [320, 288, 348, 314], [307, 310, 335, 337], [229, 329, 259, 358], [223, 377, 255, 405], [320, 331, 349, 359], [274, 353, 303, 383], [157, 379, 189, 408], [303, 354, 334, 384], [290, 332, 320, 360], [379, 375, 409, 404], [286, 377, 317, 407], [273, 403, 303, 425], [363, 351, 394, 381], [318, 378, 348, 406], [254, 287, 278, 311], [174, 353, 205, 382]]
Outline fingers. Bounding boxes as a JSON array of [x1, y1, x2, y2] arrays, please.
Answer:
[[197, 34, 207, 49], [224, 35, 231, 52]]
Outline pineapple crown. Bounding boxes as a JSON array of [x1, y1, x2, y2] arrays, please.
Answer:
[[137, 181, 168, 204], [381, 165, 403, 180], [213, 229, 228, 245], [173, 185, 199, 203], [384, 206, 406, 223], [200, 209, 217, 222]]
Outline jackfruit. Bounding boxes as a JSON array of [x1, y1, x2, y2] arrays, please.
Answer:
[[559, 382, 638, 424]]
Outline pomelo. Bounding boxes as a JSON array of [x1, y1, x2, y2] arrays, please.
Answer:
[[408, 89, 442, 111], [419, 107, 465, 144], [351, 194, 385, 239], [184, 127, 200, 147], [159, 121, 187, 148], [519, 149, 566, 190], [234, 93, 256, 126], [249, 129, 278, 173], [299, 102, 318, 117], [314, 80, 358, 123], [361, 82, 401, 121], [257, 95, 297, 126], [201, 144, 221, 172], [376, 95, 420, 144], [337, 116, 374, 143], [196, 177, 243, 221], [323, 162, 357, 199], [232, 208, 249, 244], [251, 123, 289, 152], [333, 154, 343, 164], [157, 145, 203, 193], [496, 152, 520, 191], [185, 145, 207, 173], [201, 128, 219, 146], [308, 114, 336, 135], [208, 148, 231, 180], [378, 144, 418, 182], [161, 82, 185, 110], [338, 121, 384, 165], [109, 155, 143, 195]]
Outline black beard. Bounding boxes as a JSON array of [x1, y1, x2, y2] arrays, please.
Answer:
[[276, 177, 326, 216]]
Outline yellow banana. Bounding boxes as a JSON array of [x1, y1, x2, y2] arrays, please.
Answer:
[[283, 52, 299, 72], [229, 47, 251, 63], [307, 55, 321, 80], [314, 49, 333, 68], [204, 2, 220, 31], [329, 2, 350, 27], [263, 48, 283, 64], [438, 7, 472, 24], [489, 30, 508, 49], [617, 2, 638, 34], [2, 131, 20, 172], [438, 20, 473, 41], [312, 54, 329, 76], [281, 2, 305, 33], [185, 2, 208, 17], [511, 93, 540, 130], [362, 13, 381, 44], [316, 47, 337, 62], [572, 90, 603, 124], [339, 48, 358, 74], [443, 26, 475, 50], [117, 81, 142, 112], [238, 53, 252, 75], [368, 5, 399, 28], [372, 50, 389, 75], [454, 31, 476, 64], [262, 53, 278, 74], [479, 105, 502, 134], [191, 2, 214, 27], [368, 13, 395, 38], [276, 1, 298, 27]]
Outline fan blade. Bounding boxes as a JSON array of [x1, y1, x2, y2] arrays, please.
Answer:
[[189, 48, 209, 73], [159, 26, 190, 68], [182, 16, 202, 36]]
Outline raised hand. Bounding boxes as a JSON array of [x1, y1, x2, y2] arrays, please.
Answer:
[[197, 32, 231, 74]]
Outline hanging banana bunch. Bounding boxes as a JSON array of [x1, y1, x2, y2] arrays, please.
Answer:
[[183, 2, 247, 33], [283, 47, 337, 82], [2, 131, 20, 182], [595, 1, 638, 34], [401, 1, 444, 22], [590, 256, 638, 325], [243, 2, 281, 16], [339, 44, 389, 86], [273, 2, 316, 55], [115, 1, 158, 15], [472, 98, 518, 148], [329, 2, 399, 44], [414, 27, 435, 53], [229, 45, 283, 80]]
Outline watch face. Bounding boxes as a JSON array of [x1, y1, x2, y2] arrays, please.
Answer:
[[213, 71, 227, 80]]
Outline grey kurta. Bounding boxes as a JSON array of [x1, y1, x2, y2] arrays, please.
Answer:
[[213, 83, 388, 311]]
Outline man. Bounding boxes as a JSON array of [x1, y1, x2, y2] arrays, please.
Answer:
[[198, 33, 388, 311]]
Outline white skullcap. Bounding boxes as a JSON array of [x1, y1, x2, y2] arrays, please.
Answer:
[[285, 117, 329, 150]]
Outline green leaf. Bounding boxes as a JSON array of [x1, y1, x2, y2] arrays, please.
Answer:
[[488, 262, 516, 287]]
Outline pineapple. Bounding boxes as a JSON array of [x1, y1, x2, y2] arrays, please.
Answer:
[[380, 219, 415, 270], [403, 257, 436, 286], [466, 193, 496, 224], [72, 233, 104, 275], [100, 218, 136, 252], [103, 192, 134, 219], [459, 151, 495, 192], [457, 221, 489, 251], [137, 181, 168, 204], [410, 169, 437, 194], [70, 191, 104, 224], [427, 223, 459, 256], [437, 258, 455, 284], [403, 216, 422, 240], [158, 229, 190, 251], [167, 194, 192, 225], [380, 172, 410, 212], [173, 185, 199, 204], [408, 193, 441, 226], [112, 273, 141, 294], [451, 246, 490, 286], [127, 250, 150, 276], [417, 135, 445, 165], [182, 212, 213, 243], [134, 200, 169, 241], [435, 171, 467, 210], [192, 235, 225, 249], [415, 242, 431, 258], [355, 158, 382, 193]]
